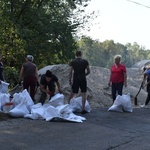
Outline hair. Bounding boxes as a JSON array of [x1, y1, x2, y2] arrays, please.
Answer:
[[76, 51, 82, 57], [114, 54, 122, 60], [45, 70, 52, 78], [27, 55, 34, 61]]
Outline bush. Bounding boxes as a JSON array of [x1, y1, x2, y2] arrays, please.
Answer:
[[3, 66, 19, 89]]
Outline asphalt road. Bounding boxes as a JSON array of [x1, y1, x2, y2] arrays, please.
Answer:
[[0, 107, 150, 150]]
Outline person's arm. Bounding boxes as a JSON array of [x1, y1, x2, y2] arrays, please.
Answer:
[[35, 66, 39, 81], [69, 66, 73, 85], [19, 66, 23, 80], [108, 67, 112, 87], [56, 81, 61, 92], [40, 84, 48, 94], [86, 65, 90, 76], [124, 72, 127, 87]]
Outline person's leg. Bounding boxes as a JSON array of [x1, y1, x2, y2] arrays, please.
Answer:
[[81, 92, 86, 111], [23, 78, 29, 91], [111, 83, 117, 102], [117, 82, 124, 96], [48, 85, 55, 100], [68, 92, 76, 104], [80, 78, 87, 112], [68, 77, 79, 104], [145, 84, 150, 105], [39, 92, 47, 105], [29, 77, 37, 101]]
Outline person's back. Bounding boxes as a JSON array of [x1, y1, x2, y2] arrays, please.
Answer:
[[23, 61, 36, 78], [69, 50, 90, 114], [19, 55, 38, 101], [71, 58, 89, 77]]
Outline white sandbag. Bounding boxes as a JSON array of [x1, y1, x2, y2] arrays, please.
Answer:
[[120, 94, 133, 113], [70, 97, 92, 113], [11, 93, 24, 106], [22, 89, 34, 107], [64, 113, 86, 123], [44, 106, 61, 121], [56, 104, 72, 114], [9, 102, 29, 117], [30, 106, 45, 120], [108, 93, 132, 113], [0, 93, 10, 111], [108, 95, 123, 112], [0, 81, 9, 93], [11, 89, 34, 111], [48, 93, 64, 107], [24, 113, 39, 120]]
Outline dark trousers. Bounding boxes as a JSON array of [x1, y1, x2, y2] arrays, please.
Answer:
[[23, 76, 37, 101], [145, 83, 150, 105], [111, 82, 124, 102], [39, 87, 55, 105], [39, 92, 47, 105]]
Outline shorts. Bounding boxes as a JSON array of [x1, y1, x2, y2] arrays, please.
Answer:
[[72, 77, 87, 93]]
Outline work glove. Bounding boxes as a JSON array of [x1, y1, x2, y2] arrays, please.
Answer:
[[58, 89, 62, 94], [47, 90, 53, 96]]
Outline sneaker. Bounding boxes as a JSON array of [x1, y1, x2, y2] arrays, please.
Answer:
[[140, 104, 149, 108], [140, 104, 145, 108]]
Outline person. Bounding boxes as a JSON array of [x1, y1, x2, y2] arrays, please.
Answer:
[[39, 70, 61, 105], [108, 54, 127, 102], [141, 66, 150, 108], [68, 50, 90, 114], [19, 55, 38, 101], [0, 55, 4, 81]]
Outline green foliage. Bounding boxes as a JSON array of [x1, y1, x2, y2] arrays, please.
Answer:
[[0, 0, 93, 87], [78, 37, 150, 68], [3, 66, 19, 89]]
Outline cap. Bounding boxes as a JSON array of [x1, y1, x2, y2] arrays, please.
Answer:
[[27, 55, 34, 61]]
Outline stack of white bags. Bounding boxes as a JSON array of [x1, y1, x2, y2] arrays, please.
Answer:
[[0, 82, 92, 123]]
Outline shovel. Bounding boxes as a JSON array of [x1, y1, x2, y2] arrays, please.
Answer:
[[134, 80, 150, 105]]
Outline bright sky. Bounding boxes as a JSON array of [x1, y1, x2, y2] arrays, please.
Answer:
[[83, 0, 150, 49]]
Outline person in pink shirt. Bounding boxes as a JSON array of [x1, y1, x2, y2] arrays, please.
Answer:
[[108, 54, 127, 102]]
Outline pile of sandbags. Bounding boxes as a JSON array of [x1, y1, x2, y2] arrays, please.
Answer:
[[1, 89, 92, 123]]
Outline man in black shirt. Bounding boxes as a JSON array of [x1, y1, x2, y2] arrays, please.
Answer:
[[39, 70, 61, 105], [69, 51, 90, 114]]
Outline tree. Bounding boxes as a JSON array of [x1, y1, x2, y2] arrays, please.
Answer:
[[0, 0, 93, 87]]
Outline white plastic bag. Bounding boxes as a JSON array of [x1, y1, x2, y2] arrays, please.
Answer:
[[48, 93, 64, 107], [0, 81, 9, 93], [70, 97, 92, 113], [11, 89, 34, 111], [108, 93, 132, 113], [9, 101, 29, 117], [0, 93, 10, 111]]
